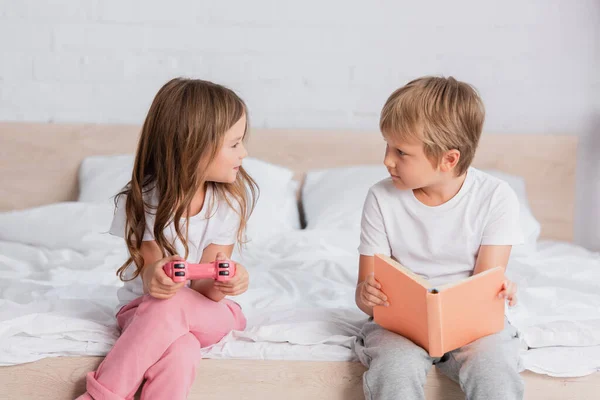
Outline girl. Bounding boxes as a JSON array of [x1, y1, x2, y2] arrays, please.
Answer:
[[77, 78, 258, 400]]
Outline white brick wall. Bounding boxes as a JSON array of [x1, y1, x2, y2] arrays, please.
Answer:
[[0, 0, 599, 249]]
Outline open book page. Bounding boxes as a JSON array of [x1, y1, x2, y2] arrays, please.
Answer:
[[373, 255, 505, 356], [373, 254, 431, 350], [433, 266, 505, 354]]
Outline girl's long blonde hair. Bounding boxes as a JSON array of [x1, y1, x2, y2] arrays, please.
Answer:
[[116, 78, 258, 282]]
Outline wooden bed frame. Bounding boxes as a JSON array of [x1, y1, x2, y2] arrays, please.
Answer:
[[1, 122, 598, 399]]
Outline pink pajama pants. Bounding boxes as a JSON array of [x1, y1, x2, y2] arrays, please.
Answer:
[[76, 287, 246, 400]]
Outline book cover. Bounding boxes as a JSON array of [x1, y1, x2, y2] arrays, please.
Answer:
[[373, 254, 505, 357]]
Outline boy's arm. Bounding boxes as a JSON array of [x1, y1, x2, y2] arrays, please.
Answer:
[[355, 188, 391, 317], [474, 182, 523, 306], [355, 255, 389, 317], [356, 255, 375, 316], [476, 182, 522, 274], [189, 243, 235, 302], [473, 244, 512, 275], [474, 244, 518, 306]]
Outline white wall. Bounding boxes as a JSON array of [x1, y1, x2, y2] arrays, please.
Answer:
[[1, 0, 598, 249]]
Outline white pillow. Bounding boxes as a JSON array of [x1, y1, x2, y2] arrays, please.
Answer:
[[302, 165, 540, 255], [77, 154, 134, 203], [77, 154, 300, 242], [302, 165, 389, 232], [0, 202, 117, 251], [485, 169, 541, 254], [243, 159, 301, 242]]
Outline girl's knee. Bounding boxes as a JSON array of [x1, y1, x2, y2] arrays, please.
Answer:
[[145, 334, 202, 382], [224, 300, 246, 331], [168, 333, 202, 361], [140, 287, 203, 315]]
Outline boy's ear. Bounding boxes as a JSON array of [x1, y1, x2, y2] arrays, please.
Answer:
[[440, 149, 461, 172]]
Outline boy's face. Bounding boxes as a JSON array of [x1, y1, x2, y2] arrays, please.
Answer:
[[383, 133, 440, 190]]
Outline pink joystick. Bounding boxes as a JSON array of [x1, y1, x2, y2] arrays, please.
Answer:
[[163, 259, 236, 283]]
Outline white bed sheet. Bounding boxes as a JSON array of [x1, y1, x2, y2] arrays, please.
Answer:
[[0, 203, 599, 377]]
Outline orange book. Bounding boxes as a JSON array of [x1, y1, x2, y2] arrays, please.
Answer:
[[373, 254, 505, 357]]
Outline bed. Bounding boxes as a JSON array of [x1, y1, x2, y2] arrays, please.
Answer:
[[0, 122, 599, 400]]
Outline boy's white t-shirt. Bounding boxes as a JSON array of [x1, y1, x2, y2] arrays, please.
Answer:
[[359, 167, 524, 287], [109, 184, 241, 310]]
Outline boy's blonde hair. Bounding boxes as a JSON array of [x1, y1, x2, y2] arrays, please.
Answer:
[[380, 76, 485, 176]]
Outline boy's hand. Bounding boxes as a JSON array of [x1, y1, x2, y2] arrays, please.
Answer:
[[499, 278, 518, 307], [213, 252, 249, 296], [142, 255, 187, 300], [359, 273, 389, 308]]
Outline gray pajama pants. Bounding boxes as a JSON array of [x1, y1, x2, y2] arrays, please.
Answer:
[[353, 318, 524, 400]]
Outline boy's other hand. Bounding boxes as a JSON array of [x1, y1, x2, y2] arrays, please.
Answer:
[[499, 278, 518, 307], [359, 273, 389, 308]]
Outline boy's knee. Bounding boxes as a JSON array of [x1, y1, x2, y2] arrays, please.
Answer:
[[370, 346, 428, 379], [462, 355, 522, 387], [364, 347, 430, 400], [461, 358, 524, 400]]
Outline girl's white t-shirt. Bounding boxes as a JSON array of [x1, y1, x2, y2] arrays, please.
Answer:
[[109, 185, 241, 310], [359, 167, 524, 287]]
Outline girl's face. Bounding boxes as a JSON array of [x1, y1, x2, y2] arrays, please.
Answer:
[[205, 114, 248, 184]]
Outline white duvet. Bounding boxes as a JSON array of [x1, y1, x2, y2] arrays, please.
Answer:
[[0, 202, 599, 378]]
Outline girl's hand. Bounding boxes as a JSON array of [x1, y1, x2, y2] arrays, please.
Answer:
[[213, 252, 249, 296], [499, 278, 518, 307], [142, 255, 187, 300], [359, 273, 389, 308]]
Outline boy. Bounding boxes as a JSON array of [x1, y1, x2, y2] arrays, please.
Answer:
[[354, 76, 523, 400]]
